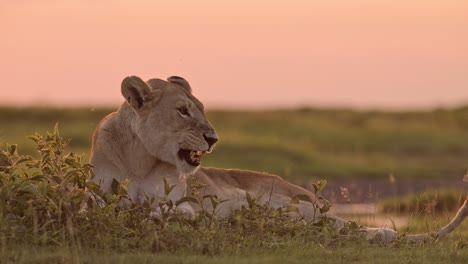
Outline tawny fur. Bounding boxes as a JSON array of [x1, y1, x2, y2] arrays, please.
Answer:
[[90, 75, 467, 242]]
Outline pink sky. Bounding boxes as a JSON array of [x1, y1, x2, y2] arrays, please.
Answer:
[[1, 0, 467, 110]]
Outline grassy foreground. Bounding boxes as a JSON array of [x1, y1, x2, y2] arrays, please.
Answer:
[[2, 238, 467, 264], [0, 125, 466, 263], [1, 106, 468, 182]]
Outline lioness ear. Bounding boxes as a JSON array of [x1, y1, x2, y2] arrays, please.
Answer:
[[147, 78, 168, 90], [168, 76, 191, 93], [121, 76, 156, 109]]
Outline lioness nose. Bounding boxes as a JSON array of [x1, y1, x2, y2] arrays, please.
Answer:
[[204, 134, 218, 148]]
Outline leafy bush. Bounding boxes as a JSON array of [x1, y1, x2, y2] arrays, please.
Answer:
[[0, 126, 362, 255]]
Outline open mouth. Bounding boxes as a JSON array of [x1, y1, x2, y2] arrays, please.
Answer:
[[178, 149, 208, 167]]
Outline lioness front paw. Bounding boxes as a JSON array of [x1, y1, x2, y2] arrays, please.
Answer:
[[175, 202, 196, 220], [361, 227, 398, 244]]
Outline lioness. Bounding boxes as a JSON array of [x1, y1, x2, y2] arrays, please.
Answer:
[[90, 75, 467, 242]]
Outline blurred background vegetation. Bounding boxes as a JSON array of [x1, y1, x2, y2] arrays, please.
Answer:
[[1, 106, 467, 204]]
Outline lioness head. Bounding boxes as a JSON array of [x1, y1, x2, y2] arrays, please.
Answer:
[[121, 75, 218, 174]]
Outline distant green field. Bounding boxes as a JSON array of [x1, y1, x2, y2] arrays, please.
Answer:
[[1, 106, 468, 183]]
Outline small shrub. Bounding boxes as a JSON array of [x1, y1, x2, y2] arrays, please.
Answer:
[[0, 126, 362, 255]]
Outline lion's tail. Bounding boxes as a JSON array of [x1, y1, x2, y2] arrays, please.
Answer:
[[406, 195, 468, 241]]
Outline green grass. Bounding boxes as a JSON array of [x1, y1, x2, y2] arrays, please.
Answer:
[[2, 237, 467, 264], [1, 106, 468, 183], [0, 116, 467, 263], [377, 189, 467, 214], [0, 107, 109, 156]]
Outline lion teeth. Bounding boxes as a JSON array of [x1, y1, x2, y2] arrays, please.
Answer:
[[206, 145, 216, 153], [190, 150, 204, 162]]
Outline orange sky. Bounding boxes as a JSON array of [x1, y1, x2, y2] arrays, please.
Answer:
[[1, 0, 467, 110]]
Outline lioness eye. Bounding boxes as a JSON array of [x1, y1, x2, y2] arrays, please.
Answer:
[[178, 107, 190, 117]]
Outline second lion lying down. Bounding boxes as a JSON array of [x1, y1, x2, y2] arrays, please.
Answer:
[[90, 75, 467, 242]]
